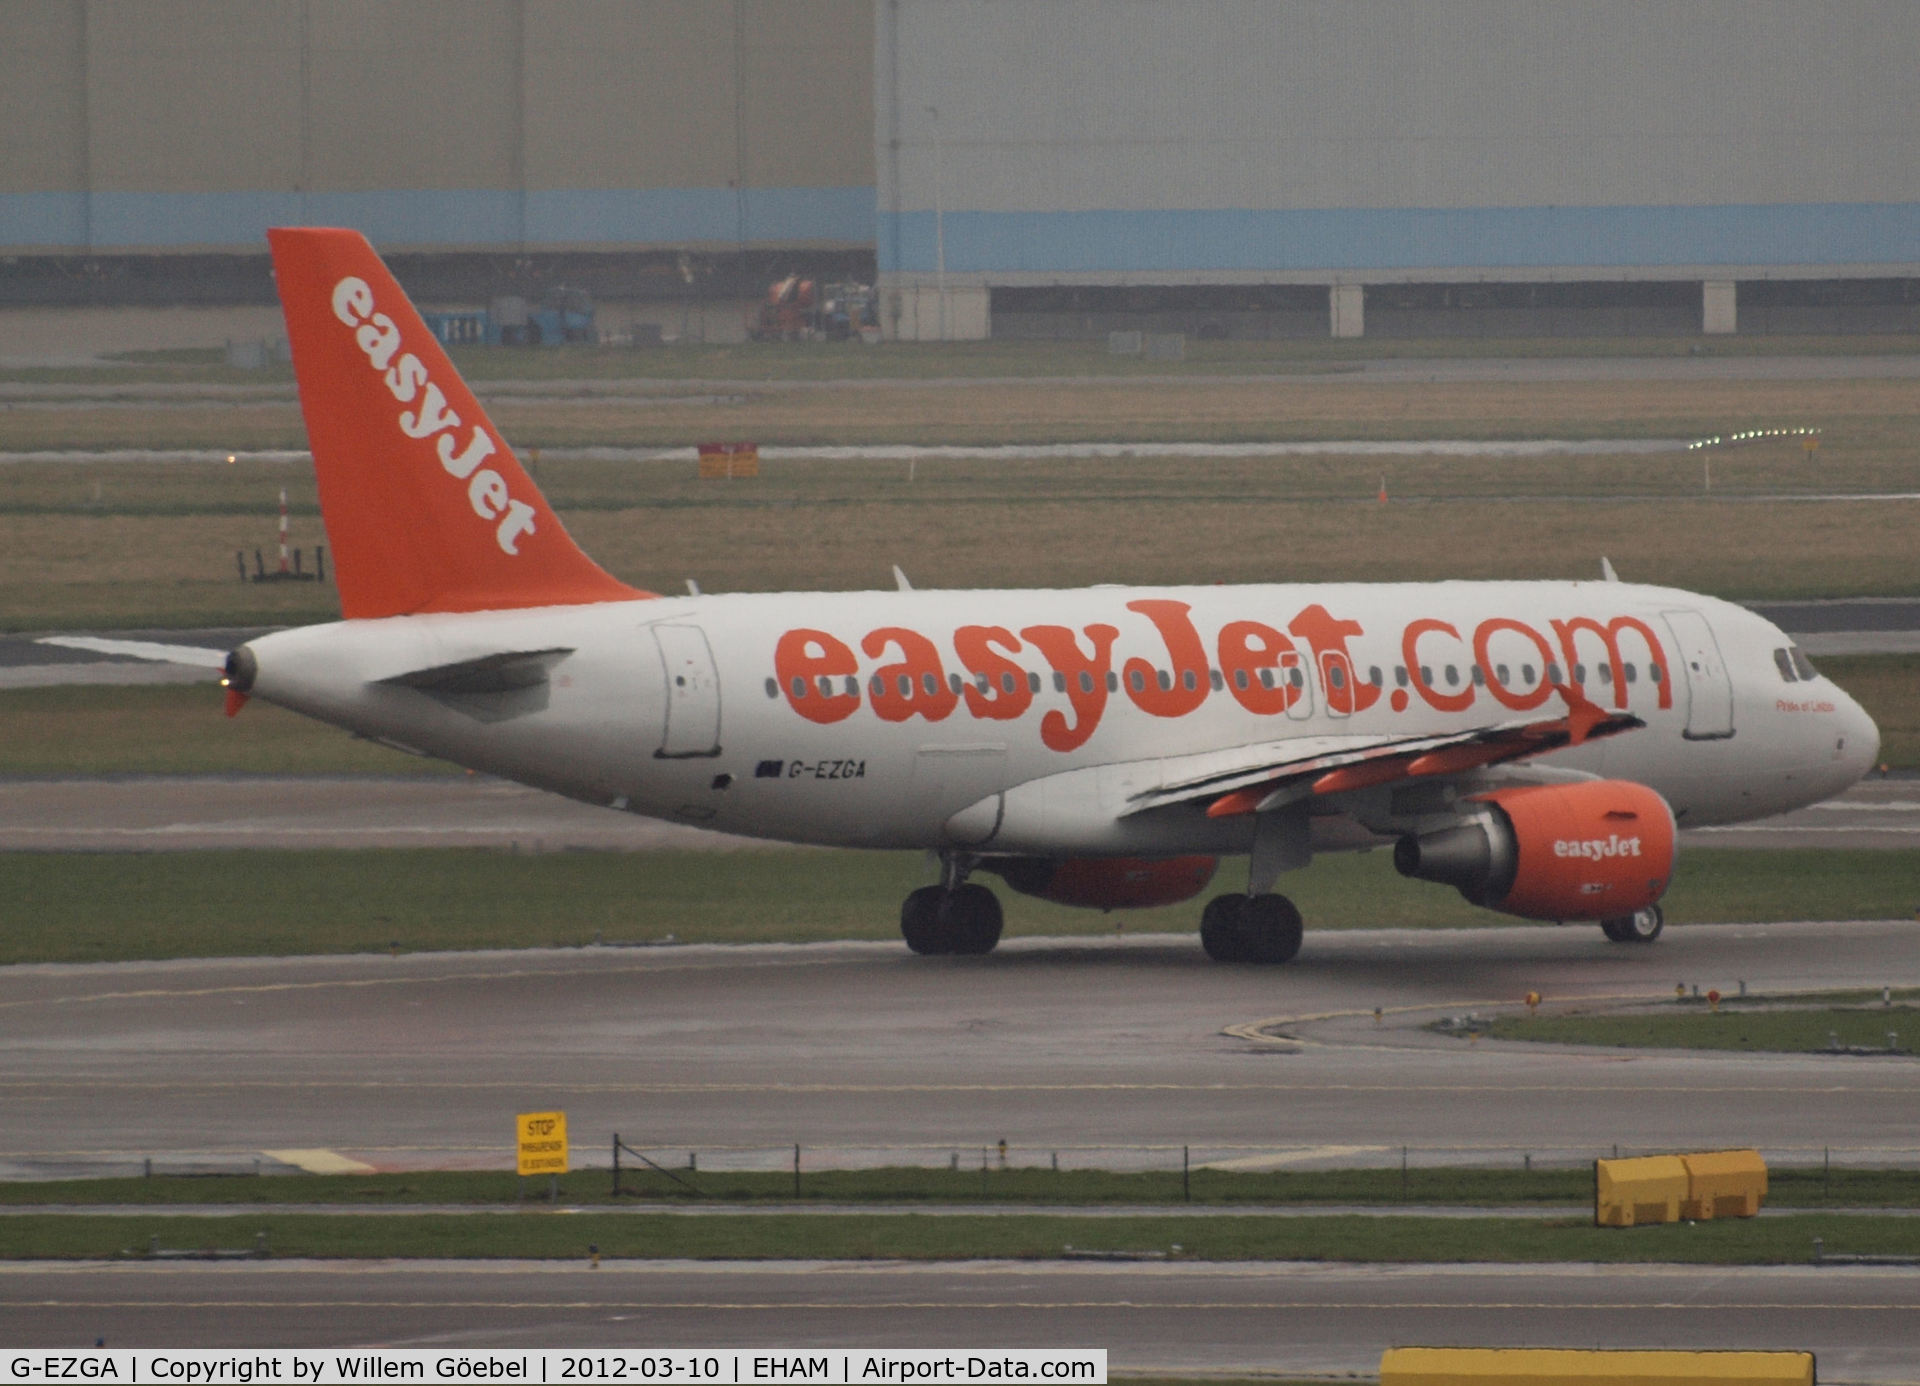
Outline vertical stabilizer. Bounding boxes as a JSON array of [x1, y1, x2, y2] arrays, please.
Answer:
[[269, 227, 645, 618]]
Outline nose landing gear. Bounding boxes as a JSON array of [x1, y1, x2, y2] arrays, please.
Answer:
[[900, 855, 1004, 956], [1200, 892, 1304, 964]]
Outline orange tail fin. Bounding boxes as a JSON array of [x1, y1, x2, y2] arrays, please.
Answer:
[[269, 227, 645, 619]]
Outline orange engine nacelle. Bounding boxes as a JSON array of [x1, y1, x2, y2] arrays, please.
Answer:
[[1393, 779, 1675, 922], [991, 855, 1219, 911]]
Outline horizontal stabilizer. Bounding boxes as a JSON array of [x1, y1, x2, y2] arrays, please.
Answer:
[[378, 647, 574, 696], [37, 636, 228, 669]]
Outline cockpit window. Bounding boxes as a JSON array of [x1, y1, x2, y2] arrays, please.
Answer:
[[1789, 647, 1819, 681], [1773, 648, 1798, 683]]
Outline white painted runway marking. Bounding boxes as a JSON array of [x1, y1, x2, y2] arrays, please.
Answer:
[[261, 1148, 377, 1175]]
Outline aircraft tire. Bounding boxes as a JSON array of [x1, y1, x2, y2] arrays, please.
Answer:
[[901, 885, 950, 955], [1601, 904, 1664, 944], [943, 883, 1004, 956], [1240, 893, 1305, 964], [1200, 893, 1251, 962]]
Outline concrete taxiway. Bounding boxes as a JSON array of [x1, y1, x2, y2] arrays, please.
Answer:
[[4, 919, 1918, 1180], [4, 1260, 1919, 1379]]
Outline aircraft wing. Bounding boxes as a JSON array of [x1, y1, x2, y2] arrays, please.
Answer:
[[1122, 685, 1643, 819], [36, 635, 229, 669]]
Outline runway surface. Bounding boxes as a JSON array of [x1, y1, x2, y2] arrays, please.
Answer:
[[1, 772, 1910, 852], [5, 1260, 1919, 1378], [5, 918, 1918, 1181]]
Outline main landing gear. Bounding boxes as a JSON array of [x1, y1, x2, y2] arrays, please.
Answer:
[[900, 855, 1004, 956], [1199, 892, 1304, 964], [1600, 904, 1665, 944]]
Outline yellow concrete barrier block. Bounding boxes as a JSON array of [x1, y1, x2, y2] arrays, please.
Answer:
[[1381, 1346, 1815, 1385], [1682, 1148, 1768, 1220], [1595, 1153, 1690, 1227]]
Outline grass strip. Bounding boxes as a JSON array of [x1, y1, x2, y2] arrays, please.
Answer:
[[38, 334, 1920, 387], [6, 1166, 1915, 1210], [1485, 1004, 1920, 1054], [0, 683, 452, 776], [0, 1211, 1904, 1265], [1, 847, 1915, 965]]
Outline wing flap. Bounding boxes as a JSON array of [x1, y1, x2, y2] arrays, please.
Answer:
[[1127, 684, 1644, 819]]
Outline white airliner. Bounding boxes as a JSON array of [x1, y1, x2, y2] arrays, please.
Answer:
[[56, 230, 1881, 962]]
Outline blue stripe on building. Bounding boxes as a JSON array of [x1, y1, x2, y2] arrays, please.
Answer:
[[0, 186, 876, 251], [877, 203, 1920, 274]]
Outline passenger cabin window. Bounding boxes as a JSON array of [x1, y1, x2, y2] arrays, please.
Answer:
[[1107, 671, 1119, 692], [1028, 671, 1042, 693], [1079, 672, 1095, 693], [1521, 663, 1536, 684], [765, 678, 779, 699], [791, 677, 808, 698], [1368, 666, 1383, 686], [1495, 664, 1510, 685], [1624, 663, 1637, 683], [1053, 672, 1067, 693], [1210, 669, 1225, 691], [1394, 666, 1410, 688], [1470, 665, 1485, 686], [1789, 647, 1818, 680]]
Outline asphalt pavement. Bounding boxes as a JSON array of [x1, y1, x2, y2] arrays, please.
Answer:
[[5, 1260, 1918, 1378]]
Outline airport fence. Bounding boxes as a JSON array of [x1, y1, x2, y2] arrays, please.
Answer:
[[31, 1142, 1920, 1193]]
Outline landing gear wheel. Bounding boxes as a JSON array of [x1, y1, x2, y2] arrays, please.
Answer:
[[1601, 904, 1664, 944], [901, 885, 949, 955], [1200, 893, 1251, 962], [1239, 893, 1305, 964], [942, 883, 1004, 956]]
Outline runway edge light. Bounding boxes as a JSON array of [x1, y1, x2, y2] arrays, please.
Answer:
[[1381, 1346, 1814, 1385]]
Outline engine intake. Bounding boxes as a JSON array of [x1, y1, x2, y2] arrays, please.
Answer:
[[1395, 779, 1674, 922]]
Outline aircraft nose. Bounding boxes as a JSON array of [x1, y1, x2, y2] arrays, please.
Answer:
[[1842, 693, 1881, 778]]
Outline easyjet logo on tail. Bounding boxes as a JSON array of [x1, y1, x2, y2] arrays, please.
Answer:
[[330, 276, 538, 556]]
